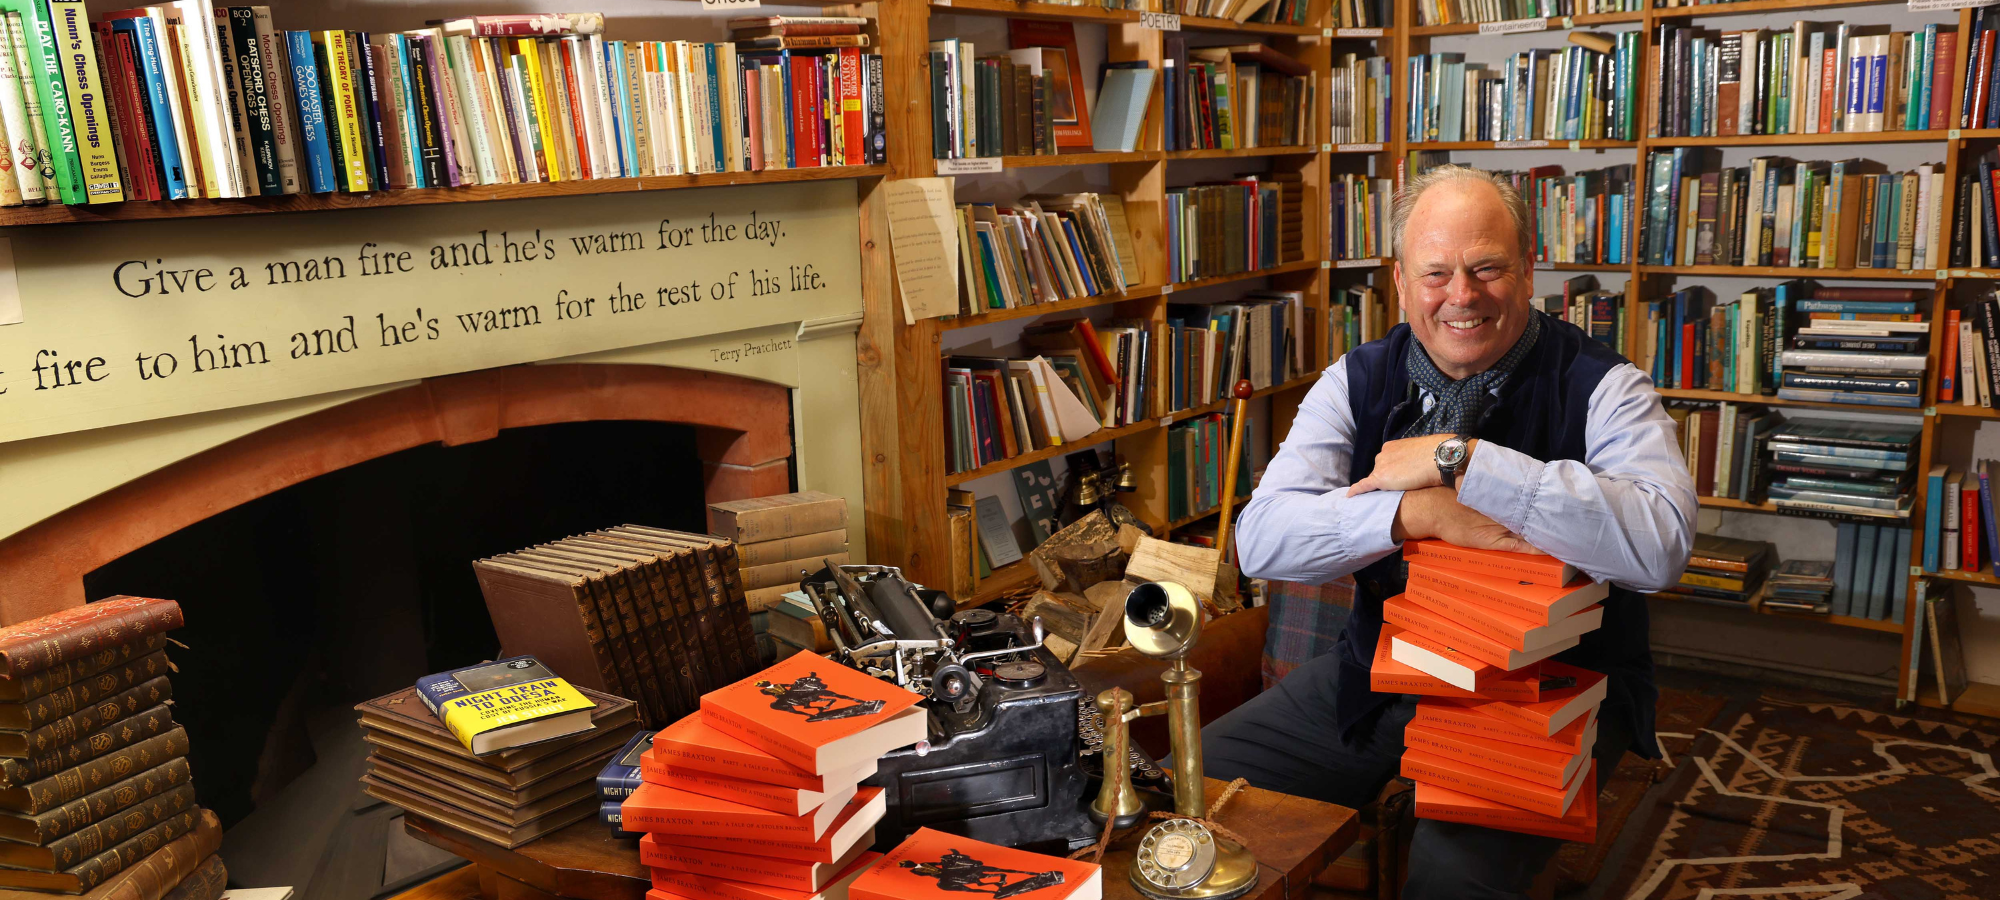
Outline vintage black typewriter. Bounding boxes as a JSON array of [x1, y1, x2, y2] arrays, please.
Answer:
[[799, 563, 1169, 853]]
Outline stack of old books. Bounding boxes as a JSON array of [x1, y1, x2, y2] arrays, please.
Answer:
[[706, 492, 850, 663], [1375, 542, 1609, 841], [472, 526, 762, 728], [355, 683, 638, 849], [0, 596, 225, 900], [624, 652, 923, 900]]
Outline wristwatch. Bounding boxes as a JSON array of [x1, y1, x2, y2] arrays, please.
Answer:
[[1434, 436, 1471, 489]]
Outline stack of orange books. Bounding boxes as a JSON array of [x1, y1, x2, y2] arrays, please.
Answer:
[[625, 653, 927, 900], [1372, 540, 1611, 841]]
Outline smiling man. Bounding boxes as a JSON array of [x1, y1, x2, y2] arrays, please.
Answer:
[[1198, 166, 1696, 899]]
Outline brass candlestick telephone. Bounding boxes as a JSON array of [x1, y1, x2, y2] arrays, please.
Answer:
[[1089, 581, 1258, 900]]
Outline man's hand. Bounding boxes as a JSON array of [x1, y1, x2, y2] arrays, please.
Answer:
[[1391, 487, 1543, 554], [1347, 435, 1478, 496]]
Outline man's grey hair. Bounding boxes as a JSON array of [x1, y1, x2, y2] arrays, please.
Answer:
[[1390, 165, 1534, 263]]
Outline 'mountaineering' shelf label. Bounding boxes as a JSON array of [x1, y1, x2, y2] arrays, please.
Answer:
[[1479, 17, 1548, 34]]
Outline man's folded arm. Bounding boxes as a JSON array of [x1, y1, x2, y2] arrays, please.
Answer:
[[1234, 361, 1405, 585], [1454, 364, 1698, 592]]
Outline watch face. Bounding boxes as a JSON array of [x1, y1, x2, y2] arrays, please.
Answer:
[[1436, 439, 1467, 467]]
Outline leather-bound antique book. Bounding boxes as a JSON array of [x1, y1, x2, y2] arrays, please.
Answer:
[[0, 599, 183, 680], [0, 810, 221, 900]]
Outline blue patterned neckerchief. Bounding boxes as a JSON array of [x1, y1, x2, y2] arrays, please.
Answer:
[[1398, 310, 1543, 439]]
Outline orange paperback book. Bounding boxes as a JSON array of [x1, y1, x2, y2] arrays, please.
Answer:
[[700, 653, 926, 774], [1402, 722, 1590, 788], [642, 833, 870, 892], [1383, 595, 1577, 671], [1400, 748, 1589, 819], [1459, 662, 1606, 737], [1402, 541, 1578, 587], [650, 758, 871, 816], [1389, 624, 1579, 693], [1404, 572, 1604, 651], [654, 787, 885, 864], [652, 712, 881, 792], [1404, 560, 1607, 626], [849, 828, 1102, 900], [1415, 763, 1598, 842], [622, 780, 859, 842], [648, 851, 881, 900], [1412, 697, 1596, 755], [1369, 626, 1548, 702]]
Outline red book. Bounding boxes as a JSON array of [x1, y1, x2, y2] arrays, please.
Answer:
[[1403, 722, 1589, 789], [648, 852, 880, 900], [1944, 307, 1962, 402], [1383, 595, 1577, 672], [652, 787, 885, 864], [1369, 625, 1548, 702], [1400, 748, 1588, 819], [745, 74, 764, 172], [789, 55, 821, 168], [1413, 696, 1596, 756], [1977, 30, 1998, 129], [559, 41, 592, 180], [652, 713, 880, 794], [698, 652, 924, 775], [1680, 321, 1696, 389], [1459, 662, 1606, 737], [837, 48, 863, 166], [0, 597, 183, 679], [643, 833, 870, 892], [651, 762, 870, 816], [1006, 20, 1092, 152], [848, 828, 1102, 900], [1965, 477, 1982, 571], [1401, 541, 1578, 588], [1403, 571, 1604, 651], [1935, 29, 1960, 132], [104, 28, 159, 201], [623, 780, 858, 842], [1818, 46, 1837, 134], [1415, 763, 1597, 842]]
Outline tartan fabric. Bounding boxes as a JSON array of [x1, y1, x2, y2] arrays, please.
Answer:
[[1259, 576, 1356, 689]]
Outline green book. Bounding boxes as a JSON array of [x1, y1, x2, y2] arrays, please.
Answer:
[[0, 1, 81, 203]]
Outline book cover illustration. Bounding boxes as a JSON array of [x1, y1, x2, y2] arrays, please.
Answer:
[[757, 671, 884, 722], [850, 827, 1100, 900], [700, 651, 922, 773], [899, 848, 1064, 898], [416, 655, 597, 755]]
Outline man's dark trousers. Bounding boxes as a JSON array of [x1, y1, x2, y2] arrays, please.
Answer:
[[1199, 651, 1629, 900]]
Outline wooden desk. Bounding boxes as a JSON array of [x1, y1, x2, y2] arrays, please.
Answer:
[[406, 779, 1357, 900]]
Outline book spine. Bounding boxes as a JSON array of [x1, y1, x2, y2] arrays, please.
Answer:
[[1404, 544, 1567, 585], [14, 2, 79, 203], [158, 855, 225, 900], [0, 10, 47, 203], [0, 650, 169, 730], [8, 677, 172, 764], [64, 808, 197, 892], [35, 782, 195, 871], [0, 600, 182, 680], [406, 37, 444, 186], [1399, 753, 1566, 818], [352, 33, 390, 191], [284, 31, 333, 192], [5, 757, 189, 846], [1413, 706, 1577, 754], [212, 9, 253, 194], [225, 8, 277, 194], [326, 31, 368, 190], [699, 700, 813, 773], [1404, 725, 1569, 786], [251, 9, 296, 193], [46, 0, 115, 201], [711, 501, 848, 543], [0, 635, 165, 704], [0, 709, 175, 791], [93, 810, 221, 900]]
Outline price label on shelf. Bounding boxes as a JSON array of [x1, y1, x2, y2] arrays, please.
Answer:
[[1479, 17, 1548, 35], [700, 0, 761, 10], [1908, 0, 1997, 11], [935, 157, 1002, 174], [1534, 261, 1554, 270], [1336, 258, 1377, 268], [1952, 129, 1964, 139], [1334, 27, 1384, 37], [1561, 15, 1574, 27], [1494, 139, 1550, 148], [1160, 284, 1175, 294], [1336, 142, 1384, 152], [1162, 416, 1174, 427], [1568, 140, 1581, 150], [1141, 11, 1182, 30]]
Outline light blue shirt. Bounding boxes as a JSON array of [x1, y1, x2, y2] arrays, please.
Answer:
[[1235, 356, 1698, 592]]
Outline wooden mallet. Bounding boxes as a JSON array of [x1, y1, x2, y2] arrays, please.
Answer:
[[1215, 379, 1255, 566]]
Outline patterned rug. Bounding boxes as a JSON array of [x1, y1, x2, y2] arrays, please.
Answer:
[[1551, 687, 1728, 893], [1610, 695, 2000, 900]]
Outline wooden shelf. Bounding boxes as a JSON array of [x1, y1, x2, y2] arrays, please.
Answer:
[[0, 166, 891, 227], [1698, 495, 1912, 525], [1929, 566, 2000, 587], [940, 287, 1154, 331], [1167, 259, 1322, 292], [1916, 681, 2000, 718], [926, 0, 1321, 33], [1409, 9, 1643, 35], [1653, 0, 1935, 19], [1408, 139, 1636, 150], [1532, 261, 1628, 272], [1650, 130, 1961, 147], [999, 151, 1156, 168], [1166, 145, 1319, 159], [1935, 404, 2000, 418], [1658, 386, 1924, 414], [1649, 589, 1904, 634], [1177, 12, 1324, 34], [1638, 264, 1937, 280], [945, 415, 1159, 487], [1698, 496, 1778, 513]]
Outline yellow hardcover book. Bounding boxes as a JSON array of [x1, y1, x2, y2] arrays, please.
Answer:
[[321, 31, 368, 191], [543, 40, 578, 181], [45, 0, 120, 202], [518, 37, 561, 182], [1679, 571, 1747, 591], [415, 656, 597, 756]]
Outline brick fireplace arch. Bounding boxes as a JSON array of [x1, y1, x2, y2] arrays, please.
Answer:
[[0, 363, 793, 624]]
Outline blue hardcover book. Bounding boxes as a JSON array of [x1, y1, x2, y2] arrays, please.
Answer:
[[1981, 152, 2000, 268], [414, 656, 597, 755], [286, 30, 337, 193], [1926, 464, 1946, 572], [606, 40, 632, 175], [705, 44, 725, 169], [1845, 51, 1867, 122], [1866, 525, 1898, 620], [1980, 462, 2000, 570], [113, 16, 186, 199], [1916, 26, 1936, 131], [1985, 51, 2000, 129], [1792, 299, 1917, 314], [596, 729, 652, 799], [1892, 527, 1912, 622], [599, 801, 639, 839], [1773, 389, 1922, 408], [355, 32, 392, 192], [1162, 56, 1176, 151], [1870, 176, 1895, 269], [1848, 524, 1879, 618], [391, 34, 425, 188], [1831, 522, 1857, 616], [1865, 45, 1888, 121]]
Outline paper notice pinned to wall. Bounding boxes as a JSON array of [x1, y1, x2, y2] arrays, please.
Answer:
[[884, 177, 959, 324], [0, 238, 18, 326]]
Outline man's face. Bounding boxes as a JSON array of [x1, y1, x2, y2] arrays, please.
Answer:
[[1393, 181, 1534, 380]]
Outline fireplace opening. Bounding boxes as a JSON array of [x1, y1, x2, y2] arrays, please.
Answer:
[[81, 418, 719, 900]]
